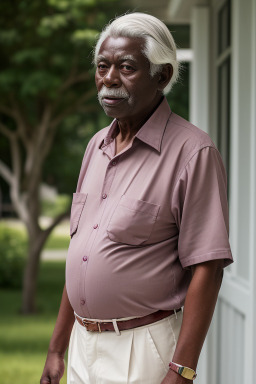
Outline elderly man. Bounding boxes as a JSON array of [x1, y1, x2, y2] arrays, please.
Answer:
[[41, 13, 233, 384]]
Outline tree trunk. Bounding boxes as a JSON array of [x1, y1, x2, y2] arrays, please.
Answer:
[[21, 209, 69, 314], [21, 230, 46, 314]]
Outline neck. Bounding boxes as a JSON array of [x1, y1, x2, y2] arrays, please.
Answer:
[[116, 96, 163, 143]]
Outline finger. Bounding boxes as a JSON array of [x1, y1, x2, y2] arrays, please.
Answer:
[[49, 373, 61, 384], [40, 376, 51, 384]]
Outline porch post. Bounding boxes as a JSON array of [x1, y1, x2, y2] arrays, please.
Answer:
[[190, 6, 210, 133]]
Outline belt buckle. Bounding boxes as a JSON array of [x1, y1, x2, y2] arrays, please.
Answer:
[[82, 319, 102, 333]]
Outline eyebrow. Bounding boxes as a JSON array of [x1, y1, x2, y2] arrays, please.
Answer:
[[119, 55, 137, 62], [96, 54, 137, 64]]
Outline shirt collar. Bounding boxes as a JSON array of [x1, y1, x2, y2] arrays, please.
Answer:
[[99, 97, 172, 153], [135, 97, 172, 152], [99, 120, 119, 150]]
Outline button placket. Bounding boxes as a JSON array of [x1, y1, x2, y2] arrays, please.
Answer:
[[80, 154, 120, 316]]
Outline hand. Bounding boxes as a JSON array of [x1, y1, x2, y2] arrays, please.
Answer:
[[161, 369, 193, 384], [40, 351, 65, 384]]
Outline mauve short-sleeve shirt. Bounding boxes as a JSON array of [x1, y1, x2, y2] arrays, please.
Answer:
[[66, 97, 233, 319]]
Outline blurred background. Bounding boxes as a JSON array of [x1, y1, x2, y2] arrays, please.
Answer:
[[0, 0, 255, 383]]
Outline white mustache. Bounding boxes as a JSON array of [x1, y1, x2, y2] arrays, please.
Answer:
[[98, 87, 129, 101]]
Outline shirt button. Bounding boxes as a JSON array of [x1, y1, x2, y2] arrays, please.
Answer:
[[80, 299, 85, 305], [102, 193, 107, 199], [93, 224, 98, 229], [112, 161, 116, 166], [83, 256, 88, 262]]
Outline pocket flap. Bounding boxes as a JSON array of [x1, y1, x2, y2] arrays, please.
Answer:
[[70, 192, 88, 237]]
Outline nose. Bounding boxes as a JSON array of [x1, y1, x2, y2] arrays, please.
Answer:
[[103, 65, 121, 88]]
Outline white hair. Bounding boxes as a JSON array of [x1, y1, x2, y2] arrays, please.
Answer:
[[93, 13, 179, 94]]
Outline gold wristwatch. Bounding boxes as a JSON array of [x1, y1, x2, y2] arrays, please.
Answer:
[[169, 361, 197, 380]]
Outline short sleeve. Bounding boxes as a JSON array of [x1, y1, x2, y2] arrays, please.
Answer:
[[171, 146, 233, 268]]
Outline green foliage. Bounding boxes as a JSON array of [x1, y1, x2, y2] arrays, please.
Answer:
[[0, 228, 27, 289], [40, 194, 71, 218], [43, 111, 111, 194], [71, 28, 99, 45], [167, 62, 190, 120], [0, 0, 123, 102]]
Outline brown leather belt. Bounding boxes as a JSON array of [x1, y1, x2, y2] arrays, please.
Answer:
[[75, 308, 181, 332]]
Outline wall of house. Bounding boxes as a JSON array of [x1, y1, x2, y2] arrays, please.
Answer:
[[190, 0, 256, 383]]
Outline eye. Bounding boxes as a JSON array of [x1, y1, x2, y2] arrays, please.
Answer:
[[97, 63, 108, 74], [120, 64, 135, 73]]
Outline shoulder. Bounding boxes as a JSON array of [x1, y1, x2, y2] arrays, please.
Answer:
[[75, 125, 110, 192], [162, 112, 225, 186], [79, 125, 109, 169], [163, 112, 219, 168], [81, 125, 111, 159], [87, 126, 109, 149], [167, 112, 216, 152]]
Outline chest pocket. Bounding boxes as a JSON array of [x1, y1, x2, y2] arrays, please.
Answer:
[[107, 195, 160, 245], [70, 192, 88, 237]]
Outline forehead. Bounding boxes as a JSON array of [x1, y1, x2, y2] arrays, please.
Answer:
[[97, 36, 148, 63]]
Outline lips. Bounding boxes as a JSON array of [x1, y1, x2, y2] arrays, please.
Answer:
[[102, 97, 125, 105]]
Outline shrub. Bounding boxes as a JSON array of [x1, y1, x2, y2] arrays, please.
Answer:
[[0, 228, 27, 289], [40, 194, 71, 218]]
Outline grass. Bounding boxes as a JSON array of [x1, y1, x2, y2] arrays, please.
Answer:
[[0, 261, 67, 384]]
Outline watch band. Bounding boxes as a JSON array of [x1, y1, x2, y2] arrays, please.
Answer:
[[169, 361, 197, 380]]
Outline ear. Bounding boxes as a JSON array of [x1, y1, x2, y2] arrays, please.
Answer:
[[157, 64, 173, 91]]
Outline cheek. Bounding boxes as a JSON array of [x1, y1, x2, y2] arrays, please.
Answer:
[[95, 75, 102, 91]]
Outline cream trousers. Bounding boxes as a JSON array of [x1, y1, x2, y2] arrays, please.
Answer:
[[67, 310, 183, 384]]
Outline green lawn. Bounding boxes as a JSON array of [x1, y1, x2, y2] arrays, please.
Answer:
[[0, 261, 67, 384]]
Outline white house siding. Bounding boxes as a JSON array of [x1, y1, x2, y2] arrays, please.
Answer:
[[217, 0, 256, 383], [166, 0, 256, 383], [251, 0, 256, 377]]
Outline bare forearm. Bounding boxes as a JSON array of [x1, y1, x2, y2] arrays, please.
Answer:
[[48, 283, 75, 357], [41, 284, 75, 383], [172, 259, 224, 370]]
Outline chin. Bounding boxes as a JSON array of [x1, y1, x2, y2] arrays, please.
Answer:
[[102, 107, 117, 118], [101, 106, 123, 119]]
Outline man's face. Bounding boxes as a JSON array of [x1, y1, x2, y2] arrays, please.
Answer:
[[95, 36, 162, 122]]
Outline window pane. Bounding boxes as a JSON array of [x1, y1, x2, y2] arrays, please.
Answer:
[[218, 0, 231, 55]]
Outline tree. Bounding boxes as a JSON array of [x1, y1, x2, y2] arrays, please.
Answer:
[[0, 0, 123, 313]]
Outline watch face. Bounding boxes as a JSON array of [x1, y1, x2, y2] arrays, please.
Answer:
[[179, 366, 197, 380], [169, 362, 197, 380]]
